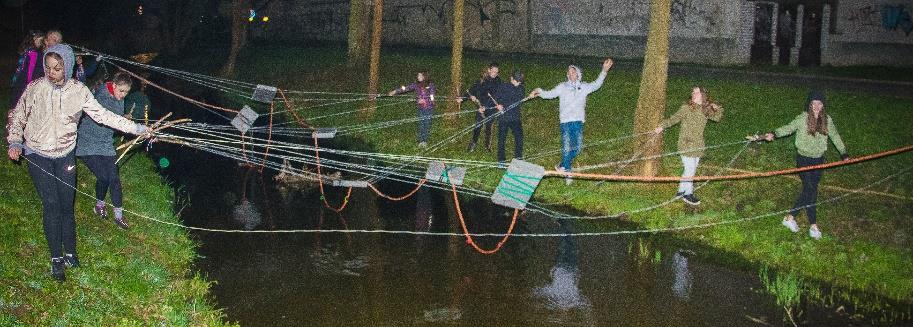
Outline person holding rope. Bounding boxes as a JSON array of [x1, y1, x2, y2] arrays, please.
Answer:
[[76, 71, 135, 230], [653, 87, 724, 205], [387, 70, 436, 148], [764, 90, 848, 240], [530, 58, 613, 184], [492, 70, 527, 165], [6, 44, 151, 281], [464, 62, 501, 153]]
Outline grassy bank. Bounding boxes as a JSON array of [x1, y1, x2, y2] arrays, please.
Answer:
[[0, 99, 232, 324], [185, 44, 912, 321]]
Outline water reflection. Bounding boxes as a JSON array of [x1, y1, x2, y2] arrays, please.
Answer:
[[536, 221, 590, 311], [671, 250, 693, 301]]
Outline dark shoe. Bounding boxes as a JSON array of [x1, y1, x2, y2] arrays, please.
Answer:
[[51, 258, 66, 282], [675, 191, 684, 198], [114, 217, 130, 230], [94, 204, 107, 219], [63, 254, 80, 268], [485, 143, 492, 152], [682, 194, 701, 205], [467, 143, 477, 152]]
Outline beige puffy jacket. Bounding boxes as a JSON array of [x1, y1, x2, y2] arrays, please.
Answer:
[[7, 78, 142, 158]]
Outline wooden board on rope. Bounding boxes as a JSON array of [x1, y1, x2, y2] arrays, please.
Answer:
[[252, 85, 278, 103], [491, 159, 545, 210], [425, 161, 466, 185], [231, 105, 259, 134], [311, 128, 337, 139], [332, 180, 369, 188]]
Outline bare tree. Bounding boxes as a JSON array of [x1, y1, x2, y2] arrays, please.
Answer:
[[632, 0, 672, 176], [220, 0, 251, 77]]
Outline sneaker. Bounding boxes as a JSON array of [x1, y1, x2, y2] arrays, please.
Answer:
[[63, 253, 80, 268], [418, 142, 427, 148], [682, 194, 701, 205], [675, 191, 685, 198], [467, 142, 477, 152], [782, 216, 799, 233], [809, 226, 822, 240], [94, 204, 107, 219], [51, 258, 66, 282], [114, 217, 130, 230]]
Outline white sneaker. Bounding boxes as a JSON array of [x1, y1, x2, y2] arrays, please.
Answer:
[[782, 217, 799, 233], [418, 142, 427, 148], [809, 226, 822, 240]]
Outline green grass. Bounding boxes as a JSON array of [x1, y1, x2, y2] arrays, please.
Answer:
[[179, 44, 913, 321], [0, 99, 233, 324]]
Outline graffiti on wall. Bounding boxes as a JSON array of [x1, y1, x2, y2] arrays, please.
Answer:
[[882, 5, 913, 35], [384, 0, 519, 28], [533, 0, 725, 36]]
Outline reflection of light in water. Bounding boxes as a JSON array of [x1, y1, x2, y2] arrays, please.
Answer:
[[232, 199, 261, 230], [672, 251, 692, 300], [422, 308, 462, 322], [535, 267, 590, 311], [309, 247, 369, 276]]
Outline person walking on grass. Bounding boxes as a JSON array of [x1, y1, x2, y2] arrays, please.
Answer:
[[6, 44, 150, 282], [76, 71, 135, 230], [530, 58, 613, 184], [763, 90, 849, 240], [492, 70, 527, 165], [388, 70, 436, 148], [653, 87, 724, 205]]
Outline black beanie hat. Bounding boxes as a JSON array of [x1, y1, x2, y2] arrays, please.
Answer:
[[806, 90, 826, 109]]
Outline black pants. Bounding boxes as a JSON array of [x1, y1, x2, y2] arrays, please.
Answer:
[[497, 119, 523, 163], [26, 152, 77, 258], [471, 109, 497, 147], [790, 154, 824, 224], [79, 155, 123, 207]]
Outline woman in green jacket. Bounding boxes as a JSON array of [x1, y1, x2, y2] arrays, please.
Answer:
[[654, 87, 723, 205], [764, 90, 849, 240]]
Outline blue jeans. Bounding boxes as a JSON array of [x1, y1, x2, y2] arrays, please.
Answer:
[[791, 154, 824, 224], [417, 108, 433, 143], [560, 121, 584, 170]]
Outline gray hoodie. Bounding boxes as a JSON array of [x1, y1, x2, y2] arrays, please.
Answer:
[[538, 65, 607, 123], [7, 44, 143, 158]]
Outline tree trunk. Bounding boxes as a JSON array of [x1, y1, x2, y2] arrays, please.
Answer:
[[347, 0, 370, 66], [447, 0, 466, 120], [220, 0, 250, 78], [364, 0, 384, 119], [632, 0, 672, 177]]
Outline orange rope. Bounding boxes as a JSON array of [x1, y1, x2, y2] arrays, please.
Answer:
[[451, 183, 519, 255], [552, 144, 913, 182], [313, 137, 352, 213], [368, 179, 428, 201], [110, 62, 239, 113], [278, 88, 310, 128]]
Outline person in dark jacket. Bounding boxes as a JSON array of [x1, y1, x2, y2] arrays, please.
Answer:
[[76, 72, 135, 230], [465, 62, 501, 152], [9, 30, 45, 108], [73, 54, 100, 85], [764, 90, 849, 240], [492, 70, 527, 164]]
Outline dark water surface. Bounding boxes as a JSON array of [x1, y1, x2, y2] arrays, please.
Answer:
[[154, 142, 869, 327]]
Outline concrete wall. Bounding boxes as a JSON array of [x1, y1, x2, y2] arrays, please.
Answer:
[[822, 0, 913, 66]]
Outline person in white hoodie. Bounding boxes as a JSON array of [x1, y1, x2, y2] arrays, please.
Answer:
[[531, 58, 613, 180], [6, 44, 150, 282]]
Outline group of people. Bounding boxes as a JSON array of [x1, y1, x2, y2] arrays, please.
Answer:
[[7, 30, 153, 282], [389, 59, 848, 242], [7, 30, 849, 282]]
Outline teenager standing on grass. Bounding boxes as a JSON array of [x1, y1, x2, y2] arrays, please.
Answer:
[[530, 58, 613, 184], [6, 44, 150, 282], [465, 62, 501, 152], [76, 72, 134, 230], [388, 70, 436, 148], [764, 90, 849, 240], [653, 87, 724, 205], [492, 70, 527, 165], [10, 30, 45, 108]]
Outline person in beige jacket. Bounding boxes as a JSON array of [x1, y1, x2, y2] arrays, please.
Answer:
[[6, 44, 149, 282]]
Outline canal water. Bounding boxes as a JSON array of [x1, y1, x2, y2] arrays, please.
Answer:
[[154, 141, 867, 326]]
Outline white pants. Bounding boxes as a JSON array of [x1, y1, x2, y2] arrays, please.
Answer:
[[678, 156, 700, 195]]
